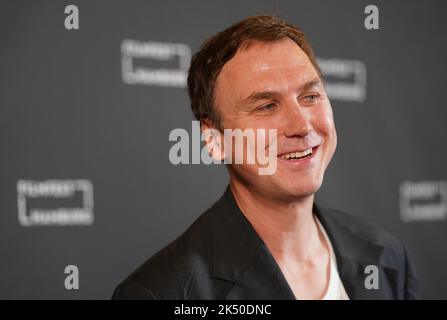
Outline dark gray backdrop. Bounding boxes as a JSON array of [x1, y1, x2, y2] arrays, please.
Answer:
[[1, 0, 446, 299]]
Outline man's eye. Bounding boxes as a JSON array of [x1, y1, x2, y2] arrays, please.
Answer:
[[257, 103, 276, 112], [301, 94, 320, 105]]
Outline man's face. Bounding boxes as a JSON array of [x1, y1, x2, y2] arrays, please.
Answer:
[[212, 38, 337, 201]]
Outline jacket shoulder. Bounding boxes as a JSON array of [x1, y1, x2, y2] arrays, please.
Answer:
[[321, 207, 420, 299], [112, 208, 214, 299], [325, 207, 402, 247], [321, 207, 408, 267]]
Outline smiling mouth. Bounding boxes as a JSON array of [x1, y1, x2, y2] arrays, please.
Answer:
[[279, 146, 318, 160]]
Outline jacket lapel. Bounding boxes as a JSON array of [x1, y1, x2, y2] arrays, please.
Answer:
[[209, 186, 400, 300], [210, 186, 295, 299], [314, 204, 399, 299]]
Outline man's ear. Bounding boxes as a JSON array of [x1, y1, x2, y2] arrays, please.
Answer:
[[200, 118, 225, 162]]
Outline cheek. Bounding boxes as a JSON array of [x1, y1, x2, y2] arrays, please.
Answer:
[[250, 119, 282, 153], [318, 104, 337, 161], [317, 102, 335, 133], [314, 104, 337, 152]]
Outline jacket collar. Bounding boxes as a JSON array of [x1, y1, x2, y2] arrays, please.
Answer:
[[209, 186, 295, 299], [209, 186, 396, 299], [315, 205, 398, 299]]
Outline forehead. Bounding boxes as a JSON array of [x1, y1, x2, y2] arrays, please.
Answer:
[[215, 38, 318, 100]]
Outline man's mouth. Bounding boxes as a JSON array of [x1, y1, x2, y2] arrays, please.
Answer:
[[278, 146, 318, 161]]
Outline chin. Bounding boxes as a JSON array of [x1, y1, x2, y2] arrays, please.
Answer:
[[280, 178, 323, 198]]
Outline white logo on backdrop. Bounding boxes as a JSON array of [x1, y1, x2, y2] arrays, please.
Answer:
[[317, 58, 367, 102], [17, 179, 94, 226], [399, 180, 447, 222], [121, 39, 191, 87]]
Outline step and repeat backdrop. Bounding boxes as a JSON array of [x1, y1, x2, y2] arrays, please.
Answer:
[[1, 0, 446, 299]]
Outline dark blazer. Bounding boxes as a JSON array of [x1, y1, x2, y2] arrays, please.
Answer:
[[112, 186, 420, 300]]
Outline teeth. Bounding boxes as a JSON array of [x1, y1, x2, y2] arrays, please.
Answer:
[[281, 148, 313, 160]]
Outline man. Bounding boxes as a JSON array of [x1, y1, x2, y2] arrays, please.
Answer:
[[113, 15, 419, 300]]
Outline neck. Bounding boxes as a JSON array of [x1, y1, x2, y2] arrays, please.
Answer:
[[230, 180, 322, 260]]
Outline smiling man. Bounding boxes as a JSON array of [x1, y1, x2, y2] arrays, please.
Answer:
[[113, 15, 419, 300]]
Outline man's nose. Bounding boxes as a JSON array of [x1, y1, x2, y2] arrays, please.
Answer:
[[282, 100, 313, 137]]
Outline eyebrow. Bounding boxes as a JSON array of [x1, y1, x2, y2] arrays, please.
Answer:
[[241, 78, 323, 105]]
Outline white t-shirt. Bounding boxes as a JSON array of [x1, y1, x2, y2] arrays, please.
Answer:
[[315, 217, 350, 300]]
